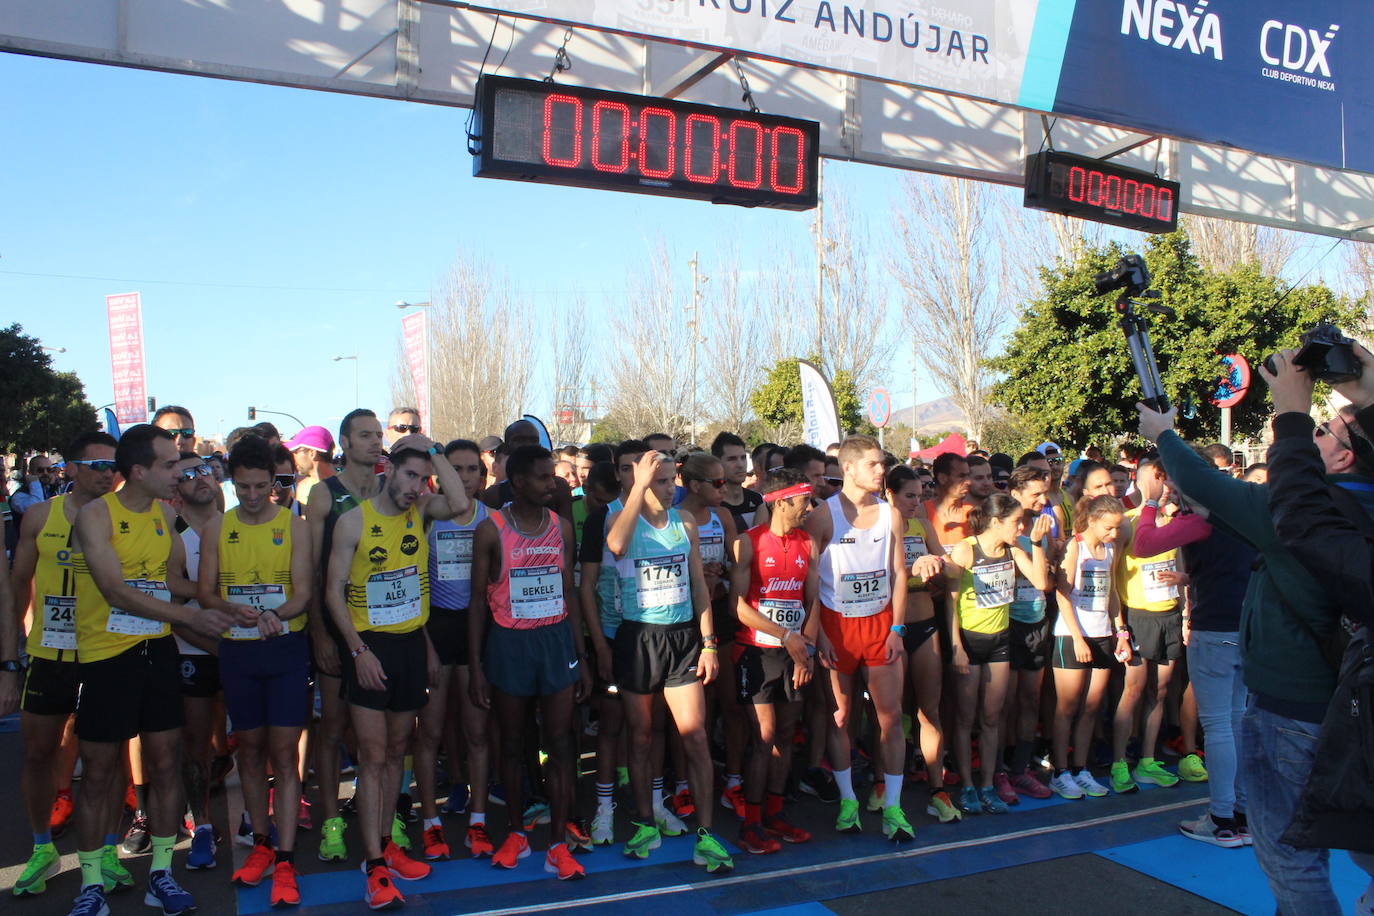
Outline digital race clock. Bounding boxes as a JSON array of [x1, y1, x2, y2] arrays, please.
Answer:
[[471, 76, 820, 211], [1023, 150, 1180, 234]]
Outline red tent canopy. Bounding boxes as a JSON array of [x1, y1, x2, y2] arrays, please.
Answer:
[[913, 433, 967, 461]]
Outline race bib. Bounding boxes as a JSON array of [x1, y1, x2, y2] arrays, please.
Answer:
[[700, 534, 726, 566], [107, 579, 170, 636], [755, 598, 804, 647], [903, 534, 930, 568], [1142, 560, 1179, 604], [973, 559, 1015, 608], [41, 595, 76, 650], [435, 529, 474, 582], [1075, 567, 1110, 614], [225, 584, 286, 640], [510, 565, 563, 620], [365, 566, 422, 627], [1014, 576, 1044, 606], [838, 569, 889, 618], [636, 553, 689, 608]]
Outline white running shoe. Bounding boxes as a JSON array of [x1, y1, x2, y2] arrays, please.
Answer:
[[1072, 769, 1109, 798], [1049, 771, 1084, 800], [654, 804, 688, 837], [591, 805, 615, 846]]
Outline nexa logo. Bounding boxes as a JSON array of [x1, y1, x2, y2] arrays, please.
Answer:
[[1121, 0, 1223, 61], [1260, 21, 1338, 77]]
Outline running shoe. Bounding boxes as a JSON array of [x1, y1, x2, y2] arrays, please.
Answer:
[[835, 798, 862, 833], [616, 767, 630, 788], [692, 828, 734, 873], [121, 812, 151, 855], [68, 885, 109, 916], [384, 840, 431, 880], [145, 869, 195, 916], [487, 783, 506, 807], [1178, 812, 1243, 849], [318, 817, 347, 862], [1049, 771, 1084, 800], [1110, 761, 1139, 794], [544, 843, 586, 880], [1177, 754, 1209, 783], [977, 787, 1009, 815], [187, 826, 217, 870], [390, 813, 411, 850], [465, 823, 494, 858], [296, 797, 313, 831], [1133, 758, 1180, 788], [668, 788, 696, 818], [866, 781, 885, 813], [1235, 811, 1252, 846], [492, 833, 530, 870], [992, 771, 1020, 806], [522, 798, 551, 831], [363, 863, 404, 911], [233, 843, 276, 886], [956, 786, 983, 815], [13, 842, 61, 896], [441, 784, 470, 816], [623, 821, 661, 859], [565, 819, 593, 852], [655, 803, 689, 838], [881, 805, 915, 841], [591, 806, 615, 845], [799, 767, 840, 804], [422, 825, 450, 861], [339, 794, 359, 818], [1010, 770, 1052, 799], [764, 814, 812, 844], [269, 861, 300, 908], [51, 790, 75, 838], [925, 791, 963, 823], [720, 784, 747, 820], [1071, 769, 1109, 798], [737, 822, 781, 854], [101, 846, 134, 894]]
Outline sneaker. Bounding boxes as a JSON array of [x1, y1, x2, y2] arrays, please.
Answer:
[[390, 814, 410, 850], [487, 783, 506, 807], [591, 806, 615, 846], [121, 812, 151, 855], [925, 791, 963, 823], [1177, 754, 1209, 783], [866, 781, 885, 813], [565, 819, 593, 852], [1179, 812, 1243, 848], [422, 825, 450, 861], [101, 846, 134, 894], [383, 840, 431, 880], [835, 798, 862, 833], [623, 821, 661, 859], [544, 843, 586, 880], [978, 787, 1009, 815], [1110, 761, 1139, 794], [318, 817, 347, 861], [13, 842, 61, 896], [465, 823, 494, 858], [799, 767, 839, 804], [737, 822, 781, 854], [269, 861, 300, 908], [881, 805, 915, 841], [522, 799, 551, 831], [1235, 811, 1253, 846], [956, 786, 983, 815], [1133, 757, 1180, 788], [296, 798, 313, 831], [655, 804, 688, 838], [764, 814, 811, 844], [616, 767, 630, 788], [692, 828, 734, 873], [720, 784, 747, 820], [1072, 769, 1109, 798], [233, 843, 276, 887], [51, 791, 75, 838], [144, 869, 195, 916], [492, 833, 530, 870], [363, 863, 404, 911], [1010, 770, 1052, 799], [187, 826, 217, 870], [1049, 771, 1084, 800], [68, 884, 110, 916], [992, 771, 1020, 806], [441, 784, 470, 816], [668, 788, 695, 818]]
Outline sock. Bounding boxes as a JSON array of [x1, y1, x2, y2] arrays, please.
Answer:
[[134, 784, 147, 814], [1011, 740, 1033, 774], [884, 773, 903, 808], [150, 835, 175, 872], [744, 802, 762, 825], [833, 767, 856, 802], [469, 812, 486, 827], [674, 779, 689, 795], [1210, 811, 1237, 828], [79, 848, 104, 888], [725, 774, 742, 790], [765, 793, 784, 819], [1071, 766, 1084, 777], [596, 782, 614, 811], [652, 778, 666, 808], [380, 836, 391, 852], [423, 817, 440, 830], [34, 832, 52, 847], [277, 849, 295, 864], [104, 833, 119, 848], [1055, 768, 1068, 778], [400, 758, 413, 795], [195, 823, 213, 835], [253, 833, 271, 849], [366, 856, 385, 871]]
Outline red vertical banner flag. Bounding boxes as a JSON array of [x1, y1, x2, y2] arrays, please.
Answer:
[[106, 292, 148, 425], [401, 310, 431, 435]]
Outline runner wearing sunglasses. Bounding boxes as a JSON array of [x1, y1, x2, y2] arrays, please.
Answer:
[[153, 405, 198, 454]]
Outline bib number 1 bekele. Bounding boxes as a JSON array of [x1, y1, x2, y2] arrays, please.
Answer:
[[510, 565, 563, 620]]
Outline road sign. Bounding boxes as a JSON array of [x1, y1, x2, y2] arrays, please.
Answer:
[[1209, 354, 1251, 409], [867, 388, 892, 429]]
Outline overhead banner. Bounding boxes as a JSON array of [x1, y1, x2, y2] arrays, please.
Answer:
[[469, 0, 1374, 172], [105, 292, 148, 426], [401, 311, 431, 436], [798, 359, 841, 450]]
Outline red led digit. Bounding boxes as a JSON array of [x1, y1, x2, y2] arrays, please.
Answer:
[[770, 126, 806, 194], [638, 107, 677, 179], [1086, 170, 1105, 206], [1122, 179, 1139, 214], [727, 120, 764, 189], [591, 100, 630, 173], [1068, 166, 1087, 202], [1156, 187, 1174, 221], [1103, 174, 1121, 210], [542, 94, 583, 168], [684, 114, 720, 183], [1139, 183, 1156, 218]]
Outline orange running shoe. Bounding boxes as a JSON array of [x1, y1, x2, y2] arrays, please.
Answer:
[[764, 815, 812, 844], [363, 863, 404, 910], [383, 840, 431, 881], [543, 842, 585, 880], [492, 832, 530, 869], [232, 843, 276, 887], [422, 825, 450, 861], [720, 785, 747, 820], [669, 788, 695, 818], [50, 790, 75, 837], [564, 819, 592, 852], [466, 823, 494, 858], [269, 861, 300, 908]]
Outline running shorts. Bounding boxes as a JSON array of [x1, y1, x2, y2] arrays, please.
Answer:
[[179, 653, 220, 698], [1127, 608, 1183, 664], [341, 629, 428, 713], [613, 620, 700, 694], [483, 618, 582, 698], [1052, 634, 1117, 671], [219, 631, 311, 732], [426, 606, 470, 667], [1010, 617, 1052, 672], [733, 643, 799, 706], [77, 637, 183, 742], [819, 605, 894, 675], [960, 628, 1011, 666], [21, 656, 80, 716]]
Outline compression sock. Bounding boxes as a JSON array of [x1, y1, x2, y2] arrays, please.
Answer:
[[832, 767, 857, 802], [151, 835, 176, 872], [78, 849, 104, 888]]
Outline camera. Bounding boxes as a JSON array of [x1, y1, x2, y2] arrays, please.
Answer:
[[1093, 255, 1152, 297], [1264, 322, 1363, 384]]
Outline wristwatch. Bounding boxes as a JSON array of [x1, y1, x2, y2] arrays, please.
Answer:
[[889, 624, 907, 637], [0, 660, 22, 673], [427, 444, 443, 457]]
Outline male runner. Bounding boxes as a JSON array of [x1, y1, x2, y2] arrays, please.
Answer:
[[480, 421, 575, 522], [966, 455, 996, 500], [712, 432, 763, 532], [284, 426, 335, 508], [270, 445, 305, 516], [925, 453, 973, 553], [325, 434, 470, 909], [383, 408, 423, 450], [64, 424, 237, 916], [152, 406, 199, 455], [809, 435, 914, 841]]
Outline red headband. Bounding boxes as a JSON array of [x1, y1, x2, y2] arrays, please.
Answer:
[[764, 482, 814, 503]]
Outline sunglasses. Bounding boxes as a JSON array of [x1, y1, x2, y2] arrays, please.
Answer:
[[1317, 421, 1353, 452], [164, 428, 195, 438], [691, 477, 727, 488], [178, 464, 213, 481], [274, 474, 297, 489], [71, 459, 117, 472], [823, 476, 843, 486], [390, 424, 421, 434]]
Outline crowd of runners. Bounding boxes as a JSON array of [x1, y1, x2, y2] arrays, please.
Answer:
[[0, 388, 1369, 914]]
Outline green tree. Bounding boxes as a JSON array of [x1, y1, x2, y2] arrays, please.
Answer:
[[0, 324, 98, 454], [10, 372, 98, 454], [750, 357, 874, 441], [990, 232, 1358, 445]]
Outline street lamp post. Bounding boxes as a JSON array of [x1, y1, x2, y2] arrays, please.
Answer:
[[333, 355, 359, 407], [394, 301, 432, 309]]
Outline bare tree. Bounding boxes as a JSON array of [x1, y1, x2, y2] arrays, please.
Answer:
[[1342, 240, 1374, 338], [603, 243, 690, 440], [551, 297, 595, 444], [1184, 214, 1300, 276], [697, 253, 767, 434], [816, 191, 896, 392]]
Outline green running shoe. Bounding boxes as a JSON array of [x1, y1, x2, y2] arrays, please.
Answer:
[[623, 821, 661, 859], [1110, 760, 1139, 794], [616, 766, 631, 788], [391, 813, 412, 849], [1134, 757, 1180, 788], [1177, 754, 1209, 783], [102, 845, 134, 894], [692, 828, 734, 874], [13, 843, 60, 896], [881, 805, 914, 842], [835, 798, 862, 834], [865, 782, 885, 813], [318, 816, 347, 862], [925, 791, 963, 824]]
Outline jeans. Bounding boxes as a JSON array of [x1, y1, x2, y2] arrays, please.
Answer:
[[1187, 630, 1246, 818], [1241, 696, 1341, 916]]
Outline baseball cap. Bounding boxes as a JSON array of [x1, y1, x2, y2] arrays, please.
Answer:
[[284, 426, 334, 454], [478, 435, 503, 452]]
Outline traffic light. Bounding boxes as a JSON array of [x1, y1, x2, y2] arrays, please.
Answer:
[[148, 396, 156, 415], [248, 407, 257, 420]]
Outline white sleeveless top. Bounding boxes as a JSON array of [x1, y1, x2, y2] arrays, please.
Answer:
[[1054, 537, 1115, 639], [818, 494, 893, 618]]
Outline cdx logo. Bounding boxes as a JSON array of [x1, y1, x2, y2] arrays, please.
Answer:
[[1260, 21, 1338, 77], [1121, 0, 1224, 61]]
